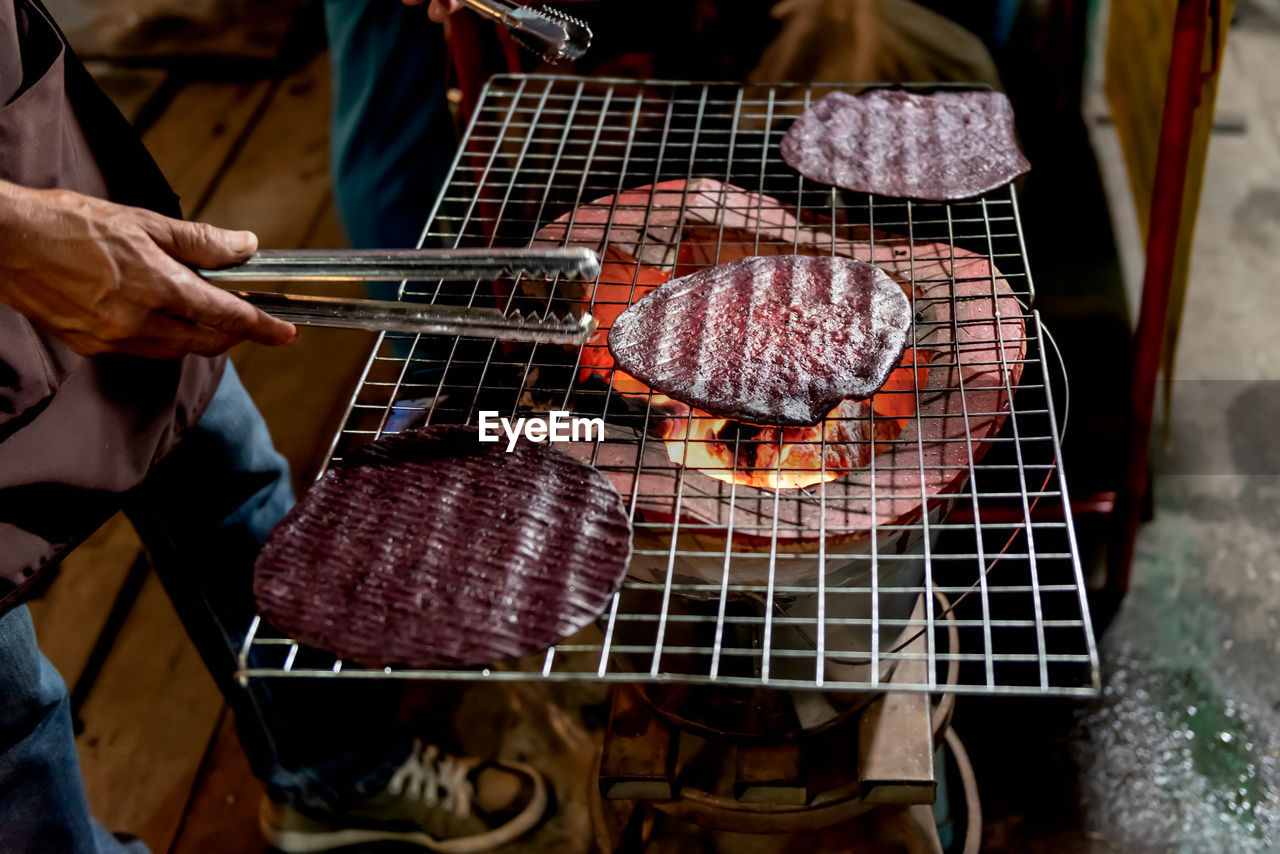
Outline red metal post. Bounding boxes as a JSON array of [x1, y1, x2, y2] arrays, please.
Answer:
[[444, 12, 488, 129], [1110, 0, 1214, 593]]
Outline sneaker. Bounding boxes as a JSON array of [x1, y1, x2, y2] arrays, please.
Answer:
[[260, 740, 549, 853]]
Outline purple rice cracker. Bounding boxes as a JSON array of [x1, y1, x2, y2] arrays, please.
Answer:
[[253, 425, 633, 669], [607, 255, 911, 427], [779, 89, 1030, 201]]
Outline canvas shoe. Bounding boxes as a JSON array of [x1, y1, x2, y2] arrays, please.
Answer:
[[260, 740, 548, 853]]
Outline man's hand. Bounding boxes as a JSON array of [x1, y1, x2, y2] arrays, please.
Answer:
[[0, 181, 297, 360], [402, 0, 464, 23]]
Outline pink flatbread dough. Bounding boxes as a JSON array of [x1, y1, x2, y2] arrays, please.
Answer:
[[607, 255, 912, 427], [780, 89, 1030, 200], [253, 425, 633, 668]]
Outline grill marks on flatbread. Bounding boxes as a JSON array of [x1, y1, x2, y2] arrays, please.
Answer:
[[253, 425, 633, 668], [780, 89, 1030, 200], [607, 255, 912, 427]]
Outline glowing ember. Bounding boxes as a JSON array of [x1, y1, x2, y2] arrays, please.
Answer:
[[658, 403, 848, 491], [577, 249, 672, 398], [578, 249, 929, 491]]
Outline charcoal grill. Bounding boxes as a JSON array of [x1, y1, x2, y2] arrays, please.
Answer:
[[236, 75, 1100, 701]]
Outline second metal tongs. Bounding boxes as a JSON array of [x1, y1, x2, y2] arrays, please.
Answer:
[[456, 0, 592, 63], [200, 247, 600, 345]]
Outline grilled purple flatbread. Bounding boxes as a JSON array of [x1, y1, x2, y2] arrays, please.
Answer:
[[253, 425, 632, 668], [779, 89, 1030, 200], [608, 255, 911, 427]]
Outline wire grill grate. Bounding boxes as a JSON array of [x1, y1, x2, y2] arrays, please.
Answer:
[[238, 75, 1099, 696]]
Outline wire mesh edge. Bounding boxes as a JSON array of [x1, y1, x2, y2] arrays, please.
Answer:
[[237, 75, 1099, 697]]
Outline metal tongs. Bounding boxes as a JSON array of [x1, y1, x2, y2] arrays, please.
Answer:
[[200, 247, 600, 345], [456, 0, 591, 63]]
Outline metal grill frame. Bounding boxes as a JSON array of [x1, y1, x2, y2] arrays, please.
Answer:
[[237, 75, 1100, 697]]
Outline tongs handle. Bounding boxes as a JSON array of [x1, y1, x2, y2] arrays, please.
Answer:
[[230, 291, 596, 345], [199, 247, 600, 283], [456, 0, 520, 25], [198, 247, 600, 343]]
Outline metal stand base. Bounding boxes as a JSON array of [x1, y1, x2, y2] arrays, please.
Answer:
[[590, 603, 976, 849]]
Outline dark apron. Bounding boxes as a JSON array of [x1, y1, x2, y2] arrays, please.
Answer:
[[0, 0, 226, 613]]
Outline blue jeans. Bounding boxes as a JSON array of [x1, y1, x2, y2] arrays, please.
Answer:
[[323, 0, 455, 253], [0, 363, 410, 853], [0, 608, 148, 854], [323, 0, 460, 370]]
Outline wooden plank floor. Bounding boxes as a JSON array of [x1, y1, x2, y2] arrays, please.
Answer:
[[44, 0, 307, 64]]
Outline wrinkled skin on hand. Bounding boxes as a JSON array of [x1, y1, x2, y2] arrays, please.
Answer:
[[0, 180, 297, 360]]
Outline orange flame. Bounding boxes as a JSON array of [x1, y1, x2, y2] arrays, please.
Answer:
[[871, 348, 933, 430], [660, 406, 846, 490], [577, 253, 928, 490]]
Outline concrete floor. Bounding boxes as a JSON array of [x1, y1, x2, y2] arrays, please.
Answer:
[[1073, 15, 1280, 852]]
